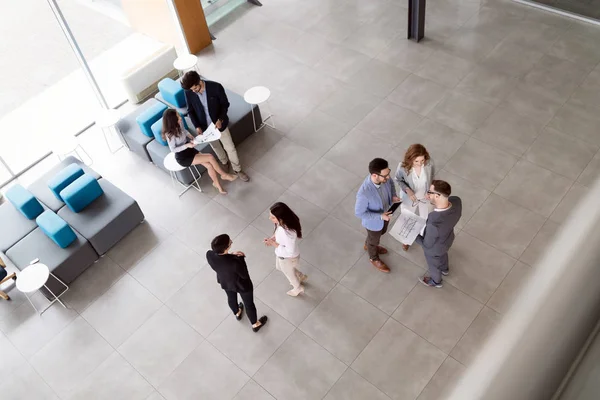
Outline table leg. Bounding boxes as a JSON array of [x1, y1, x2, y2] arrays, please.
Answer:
[[264, 100, 276, 129], [75, 145, 93, 166], [24, 292, 41, 315], [191, 165, 202, 192]]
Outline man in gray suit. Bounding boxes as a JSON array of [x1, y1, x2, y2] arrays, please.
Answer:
[[415, 180, 462, 288]]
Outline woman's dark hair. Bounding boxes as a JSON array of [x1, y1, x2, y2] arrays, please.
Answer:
[[270, 202, 302, 239], [161, 109, 183, 141], [181, 71, 201, 90], [211, 234, 231, 254]]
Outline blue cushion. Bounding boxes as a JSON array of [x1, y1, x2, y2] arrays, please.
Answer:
[[36, 210, 76, 248], [5, 184, 43, 220], [47, 164, 84, 201], [135, 102, 168, 138], [151, 116, 189, 147], [60, 174, 104, 213], [158, 78, 186, 108]]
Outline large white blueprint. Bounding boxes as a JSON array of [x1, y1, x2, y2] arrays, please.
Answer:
[[389, 209, 427, 246]]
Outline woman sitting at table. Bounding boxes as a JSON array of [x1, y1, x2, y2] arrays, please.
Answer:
[[162, 109, 236, 195]]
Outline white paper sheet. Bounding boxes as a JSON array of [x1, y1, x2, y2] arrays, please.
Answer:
[[389, 209, 427, 246], [194, 123, 222, 144]]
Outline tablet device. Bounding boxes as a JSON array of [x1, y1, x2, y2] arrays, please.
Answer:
[[387, 202, 401, 214]]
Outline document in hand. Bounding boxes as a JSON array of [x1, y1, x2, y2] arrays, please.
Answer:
[[194, 123, 222, 144], [389, 209, 427, 245]]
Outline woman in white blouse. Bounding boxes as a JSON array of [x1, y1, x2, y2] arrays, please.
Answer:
[[263, 202, 307, 297], [395, 144, 435, 251]]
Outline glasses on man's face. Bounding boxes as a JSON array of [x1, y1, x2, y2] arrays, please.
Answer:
[[377, 172, 391, 179], [427, 190, 441, 196]]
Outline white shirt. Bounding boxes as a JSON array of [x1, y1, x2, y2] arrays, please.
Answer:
[[274, 225, 300, 258]]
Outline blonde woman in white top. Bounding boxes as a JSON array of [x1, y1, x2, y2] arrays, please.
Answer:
[[394, 144, 435, 251], [263, 202, 307, 297]]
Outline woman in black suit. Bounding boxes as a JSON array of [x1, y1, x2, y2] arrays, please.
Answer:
[[206, 234, 267, 332]]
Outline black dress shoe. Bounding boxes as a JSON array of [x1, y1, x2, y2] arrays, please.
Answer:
[[236, 302, 244, 320], [252, 316, 268, 332]]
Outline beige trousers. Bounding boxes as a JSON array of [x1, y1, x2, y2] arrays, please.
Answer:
[[275, 256, 303, 289], [209, 127, 242, 172]]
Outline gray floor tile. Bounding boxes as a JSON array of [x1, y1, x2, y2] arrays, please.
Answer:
[[444, 138, 518, 191], [570, 69, 600, 110], [30, 317, 113, 398], [462, 7, 522, 40], [68, 352, 154, 400], [549, 31, 600, 67], [416, 51, 475, 88], [472, 106, 544, 157], [166, 267, 230, 337], [3, 363, 59, 400], [289, 159, 361, 213], [387, 74, 448, 116], [482, 41, 544, 77], [286, 110, 352, 157], [107, 221, 169, 270], [214, 167, 286, 222], [254, 330, 347, 400], [129, 237, 204, 302], [118, 306, 202, 387], [549, 182, 589, 224], [578, 151, 600, 188], [416, 356, 466, 400], [465, 194, 546, 259], [352, 318, 446, 400], [376, 39, 435, 73], [445, 232, 517, 303], [0, 330, 26, 370], [209, 299, 294, 375], [487, 261, 532, 315], [503, 20, 564, 52], [300, 284, 388, 364], [393, 282, 483, 353], [443, 28, 501, 62], [330, 183, 369, 234], [309, 12, 365, 44], [234, 380, 275, 400], [428, 92, 495, 135], [237, 126, 284, 168], [501, 83, 564, 125], [356, 100, 423, 146], [524, 55, 589, 102], [276, 31, 339, 67], [251, 137, 320, 188], [341, 20, 402, 58], [256, 260, 336, 326], [345, 59, 410, 98], [279, 66, 344, 110], [450, 306, 501, 367], [325, 368, 391, 400], [520, 220, 561, 267], [525, 127, 598, 180], [318, 85, 383, 126], [315, 47, 372, 81], [225, 225, 277, 286], [341, 252, 423, 315], [494, 159, 573, 218], [159, 341, 249, 400], [548, 101, 600, 147], [300, 215, 366, 281]]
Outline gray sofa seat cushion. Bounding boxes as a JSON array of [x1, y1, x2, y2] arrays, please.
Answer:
[[117, 98, 163, 162], [146, 139, 214, 185], [27, 156, 101, 212], [0, 201, 49, 253], [57, 178, 144, 255], [6, 227, 98, 296]]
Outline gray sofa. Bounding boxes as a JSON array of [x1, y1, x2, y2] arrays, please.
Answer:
[[0, 157, 144, 298]]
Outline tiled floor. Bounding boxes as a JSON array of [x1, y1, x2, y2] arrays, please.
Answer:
[[2, 0, 600, 399]]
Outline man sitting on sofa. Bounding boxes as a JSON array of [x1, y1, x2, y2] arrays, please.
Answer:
[[181, 71, 250, 182]]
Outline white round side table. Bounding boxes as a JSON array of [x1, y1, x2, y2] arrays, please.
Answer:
[[173, 54, 200, 77], [244, 86, 275, 132], [16, 261, 68, 315], [96, 108, 126, 154], [52, 135, 93, 166], [164, 152, 202, 197]]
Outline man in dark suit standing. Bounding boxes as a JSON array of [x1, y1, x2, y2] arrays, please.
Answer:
[[181, 71, 249, 182], [206, 234, 267, 332], [415, 180, 462, 288]]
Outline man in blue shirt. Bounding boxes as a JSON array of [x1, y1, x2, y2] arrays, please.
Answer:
[[355, 158, 401, 273]]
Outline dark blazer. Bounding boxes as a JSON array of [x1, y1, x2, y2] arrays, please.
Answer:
[[184, 80, 230, 132], [416, 196, 462, 256], [206, 250, 253, 293]]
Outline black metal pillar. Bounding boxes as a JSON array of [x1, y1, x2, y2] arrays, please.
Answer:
[[407, 0, 426, 42]]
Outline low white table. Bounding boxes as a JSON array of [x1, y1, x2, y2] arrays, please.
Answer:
[[173, 53, 199, 77], [244, 86, 275, 132], [16, 261, 68, 315], [164, 152, 202, 197], [95, 108, 126, 153]]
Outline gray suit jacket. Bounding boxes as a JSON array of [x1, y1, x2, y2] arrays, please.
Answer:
[[394, 160, 435, 202], [416, 196, 462, 256]]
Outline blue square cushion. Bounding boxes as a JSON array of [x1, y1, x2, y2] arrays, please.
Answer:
[[5, 184, 43, 220], [151, 116, 189, 147], [158, 78, 186, 108], [47, 163, 84, 201], [60, 174, 104, 213], [36, 210, 76, 248], [135, 102, 168, 138]]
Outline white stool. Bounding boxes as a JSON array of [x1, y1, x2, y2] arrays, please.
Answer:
[[164, 152, 202, 197], [52, 135, 93, 166], [173, 53, 200, 78], [95, 108, 126, 153], [244, 86, 275, 132], [16, 260, 68, 315]]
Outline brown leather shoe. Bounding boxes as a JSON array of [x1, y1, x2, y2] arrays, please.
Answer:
[[402, 244, 409, 252], [370, 259, 390, 273], [363, 244, 388, 254]]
